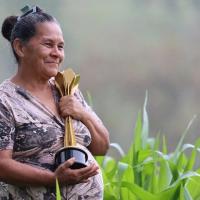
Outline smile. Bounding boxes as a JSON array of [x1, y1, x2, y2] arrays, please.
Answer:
[[46, 62, 59, 64]]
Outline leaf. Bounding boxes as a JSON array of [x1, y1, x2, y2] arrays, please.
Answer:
[[141, 90, 149, 149], [149, 164, 158, 194], [173, 115, 197, 162], [171, 171, 200, 188], [185, 170, 200, 199], [86, 90, 93, 108], [104, 190, 118, 200], [183, 185, 193, 200], [179, 183, 193, 200], [179, 184, 185, 200], [110, 143, 125, 157], [138, 149, 152, 163], [154, 133, 160, 151], [156, 181, 181, 200], [184, 148, 196, 173], [117, 162, 129, 199], [133, 111, 142, 153], [120, 163, 136, 199], [117, 162, 129, 180], [102, 156, 118, 180], [113, 181, 157, 200], [176, 152, 187, 173], [158, 159, 173, 192], [56, 178, 61, 200], [183, 139, 200, 173], [120, 187, 137, 200], [95, 156, 105, 166], [162, 135, 168, 154], [122, 111, 142, 167]]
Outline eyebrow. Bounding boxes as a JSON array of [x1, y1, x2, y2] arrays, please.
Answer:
[[42, 38, 64, 45]]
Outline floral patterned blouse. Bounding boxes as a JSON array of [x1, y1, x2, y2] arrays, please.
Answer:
[[0, 79, 103, 200]]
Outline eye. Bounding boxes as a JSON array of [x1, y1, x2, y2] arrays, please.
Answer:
[[58, 44, 64, 50], [44, 42, 53, 48]]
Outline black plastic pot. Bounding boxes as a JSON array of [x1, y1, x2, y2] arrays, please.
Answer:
[[55, 147, 88, 169]]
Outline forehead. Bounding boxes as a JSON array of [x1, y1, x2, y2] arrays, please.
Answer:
[[33, 22, 64, 42]]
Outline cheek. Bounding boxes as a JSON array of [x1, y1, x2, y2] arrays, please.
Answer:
[[29, 51, 45, 63], [60, 52, 65, 62]]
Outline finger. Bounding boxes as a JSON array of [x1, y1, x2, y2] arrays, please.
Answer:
[[79, 164, 99, 179], [79, 163, 99, 172], [62, 157, 76, 168], [60, 108, 69, 116], [59, 97, 70, 108], [80, 179, 90, 183], [82, 168, 99, 179], [73, 164, 93, 174], [60, 96, 73, 104]]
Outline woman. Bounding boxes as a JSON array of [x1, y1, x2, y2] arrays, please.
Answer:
[[0, 6, 109, 200]]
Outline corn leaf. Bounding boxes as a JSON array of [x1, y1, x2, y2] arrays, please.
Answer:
[[115, 181, 158, 200], [173, 115, 196, 162], [141, 91, 149, 149], [56, 178, 61, 200], [133, 111, 142, 153], [162, 135, 168, 154], [158, 159, 173, 192]]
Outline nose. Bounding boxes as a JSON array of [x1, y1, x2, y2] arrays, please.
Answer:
[[50, 46, 64, 60], [51, 46, 60, 57]]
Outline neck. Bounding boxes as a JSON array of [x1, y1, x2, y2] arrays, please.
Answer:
[[11, 72, 50, 93]]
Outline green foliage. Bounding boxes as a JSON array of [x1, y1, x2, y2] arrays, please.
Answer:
[[56, 92, 200, 199], [56, 178, 61, 200], [96, 94, 200, 200]]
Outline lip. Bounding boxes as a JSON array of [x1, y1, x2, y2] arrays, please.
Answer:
[[45, 62, 60, 66], [45, 61, 59, 64]]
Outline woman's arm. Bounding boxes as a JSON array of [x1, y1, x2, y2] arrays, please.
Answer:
[[0, 150, 55, 186], [80, 110, 110, 155], [0, 150, 99, 187], [59, 95, 110, 155]]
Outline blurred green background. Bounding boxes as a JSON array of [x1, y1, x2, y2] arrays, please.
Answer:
[[0, 0, 200, 152]]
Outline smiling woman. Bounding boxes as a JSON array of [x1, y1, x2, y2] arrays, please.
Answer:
[[12, 22, 65, 93], [0, 5, 109, 200], [16, 22, 65, 79]]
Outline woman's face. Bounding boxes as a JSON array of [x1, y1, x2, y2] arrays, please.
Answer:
[[21, 21, 65, 79]]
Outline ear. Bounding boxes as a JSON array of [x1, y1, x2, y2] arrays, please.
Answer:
[[12, 38, 25, 58]]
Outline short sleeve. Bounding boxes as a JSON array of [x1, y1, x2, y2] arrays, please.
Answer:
[[0, 98, 15, 150], [72, 89, 103, 147], [74, 89, 103, 124]]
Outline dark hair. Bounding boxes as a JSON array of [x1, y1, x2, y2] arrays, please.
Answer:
[[1, 6, 58, 62]]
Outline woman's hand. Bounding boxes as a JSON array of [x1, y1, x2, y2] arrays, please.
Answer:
[[59, 95, 110, 155], [59, 96, 86, 121], [0, 150, 98, 187], [54, 157, 99, 185]]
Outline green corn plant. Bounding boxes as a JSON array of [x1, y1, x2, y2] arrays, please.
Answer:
[[95, 92, 200, 200], [56, 91, 200, 199], [56, 178, 61, 200]]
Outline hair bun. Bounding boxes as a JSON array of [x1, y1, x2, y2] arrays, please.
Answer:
[[1, 16, 18, 42]]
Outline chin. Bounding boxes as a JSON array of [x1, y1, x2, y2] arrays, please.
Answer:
[[48, 69, 59, 78]]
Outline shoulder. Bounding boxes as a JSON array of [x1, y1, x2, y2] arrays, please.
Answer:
[[0, 79, 14, 102], [0, 79, 16, 95], [74, 88, 88, 106], [0, 81, 15, 121], [74, 88, 84, 99], [0, 79, 23, 111]]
